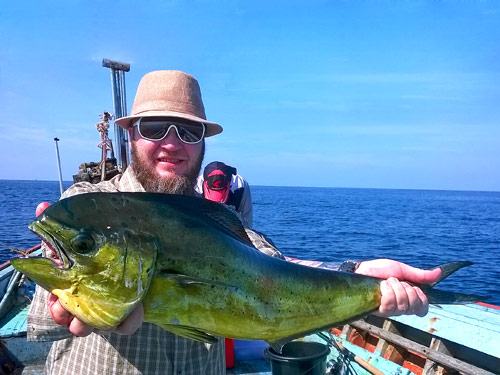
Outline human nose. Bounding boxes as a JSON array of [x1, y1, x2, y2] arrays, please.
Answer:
[[159, 127, 182, 149]]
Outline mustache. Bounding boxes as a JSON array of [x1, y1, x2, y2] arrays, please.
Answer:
[[130, 143, 205, 195]]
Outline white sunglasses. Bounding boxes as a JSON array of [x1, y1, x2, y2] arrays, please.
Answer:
[[133, 117, 205, 144]]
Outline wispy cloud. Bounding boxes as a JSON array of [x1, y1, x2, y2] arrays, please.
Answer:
[[0, 122, 105, 153], [225, 72, 500, 96]]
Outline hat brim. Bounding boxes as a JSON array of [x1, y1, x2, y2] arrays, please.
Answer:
[[114, 110, 223, 137]]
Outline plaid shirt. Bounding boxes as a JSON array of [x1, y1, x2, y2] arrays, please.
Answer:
[[28, 167, 283, 375]]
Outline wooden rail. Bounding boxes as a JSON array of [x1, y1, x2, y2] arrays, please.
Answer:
[[349, 319, 496, 375]]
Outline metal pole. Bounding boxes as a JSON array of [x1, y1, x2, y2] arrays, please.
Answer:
[[102, 59, 130, 171], [54, 137, 64, 196]]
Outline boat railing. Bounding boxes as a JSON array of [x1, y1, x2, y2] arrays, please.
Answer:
[[329, 303, 500, 375]]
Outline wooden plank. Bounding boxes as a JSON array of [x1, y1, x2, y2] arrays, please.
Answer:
[[351, 319, 496, 375], [375, 319, 400, 355], [3, 336, 52, 369], [341, 323, 353, 337], [422, 358, 436, 375], [0, 303, 29, 337], [391, 304, 500, 358], [423, 338, 452, 375], [306, 334, 414, 375]]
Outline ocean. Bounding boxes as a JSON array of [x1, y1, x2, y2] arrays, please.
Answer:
[[1, 180, 499, 304]]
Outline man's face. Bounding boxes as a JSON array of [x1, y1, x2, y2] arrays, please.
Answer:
[[129, 121, 204, 194]]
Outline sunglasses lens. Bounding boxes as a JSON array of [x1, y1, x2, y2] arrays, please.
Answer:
[[176, 124, 204, 143], [138, 119, 205, 143], [139, 121, 169, 140]]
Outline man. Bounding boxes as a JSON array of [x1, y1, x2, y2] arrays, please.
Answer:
[[195, 161, 253, 227], [28, 70, 440, 375]]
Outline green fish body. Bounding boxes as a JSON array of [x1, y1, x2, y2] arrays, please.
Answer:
[[10, 193, 482, 349]]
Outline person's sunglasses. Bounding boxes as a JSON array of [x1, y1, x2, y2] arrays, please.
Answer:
[[133, 117, 205, 144]]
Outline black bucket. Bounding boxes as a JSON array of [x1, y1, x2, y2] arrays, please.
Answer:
[[265, 341, 330, 375]]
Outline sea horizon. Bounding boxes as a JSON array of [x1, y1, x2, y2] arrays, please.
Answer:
[[1, 178, 499, 194]]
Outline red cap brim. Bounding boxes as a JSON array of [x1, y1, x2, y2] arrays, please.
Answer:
[[203, 182, 230, 203]]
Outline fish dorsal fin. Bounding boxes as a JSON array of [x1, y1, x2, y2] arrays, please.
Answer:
[[165, 194, 254, 247], [120, 193, 254, 247], [195, 197, 254, 246]]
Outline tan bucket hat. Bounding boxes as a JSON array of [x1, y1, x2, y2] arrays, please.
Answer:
[[114, 70, 223, 137]]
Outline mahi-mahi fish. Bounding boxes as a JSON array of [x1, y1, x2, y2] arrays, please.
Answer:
[[10, 192, 485, 350]]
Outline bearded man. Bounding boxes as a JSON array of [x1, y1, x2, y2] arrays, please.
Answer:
[[28, 70, 441, 375]]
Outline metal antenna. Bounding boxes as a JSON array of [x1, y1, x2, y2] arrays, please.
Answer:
[[54, 137, 64, 196], [102, 58, 130, 171]]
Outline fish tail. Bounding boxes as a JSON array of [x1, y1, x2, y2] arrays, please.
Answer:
[[419, 261, 490, 304], [425, 288, 488, 304], [428, 260, 473, 287]]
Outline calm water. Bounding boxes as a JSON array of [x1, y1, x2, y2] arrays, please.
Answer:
[[252, 186, 500, 304], [1, 180, 499, 304]]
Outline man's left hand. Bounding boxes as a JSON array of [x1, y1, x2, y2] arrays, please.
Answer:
[[355, 259, 441, 317]]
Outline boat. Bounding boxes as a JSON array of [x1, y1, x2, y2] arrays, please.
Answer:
[[1, 60, 499, 375], [0, 246, 52, 374], [2, 252, 499, 374]]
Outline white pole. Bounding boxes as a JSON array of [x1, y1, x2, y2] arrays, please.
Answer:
[[102, 59, 130, 170], [54, 137, 64, 196]]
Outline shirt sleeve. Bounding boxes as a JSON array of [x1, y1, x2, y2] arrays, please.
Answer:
[[244, 228, 286, 260], [194, 174, 204, 196], [238, 181, 253, 228]]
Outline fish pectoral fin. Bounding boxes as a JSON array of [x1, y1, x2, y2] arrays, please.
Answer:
[[164, 273, 236, 289], [267, 339, 289, 354], [156, 323, 218, 344]]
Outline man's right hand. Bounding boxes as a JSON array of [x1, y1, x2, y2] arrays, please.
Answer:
[[48, 293, 94, 336], [48, 294, 144, 336], [355, 259, 441, 317]]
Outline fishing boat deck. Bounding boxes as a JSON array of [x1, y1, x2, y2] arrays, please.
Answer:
[[226, 301, 500, 375], [340, 302, 500, 374], [227, 359, 270, 375], [1, 251, 500, 374], [2, 303, 500, 374], [0, 303, 51, 375]]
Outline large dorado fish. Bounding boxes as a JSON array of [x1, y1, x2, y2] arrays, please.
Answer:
[[11, 192, 484, 350]]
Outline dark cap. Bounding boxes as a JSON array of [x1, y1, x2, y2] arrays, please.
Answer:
[[202, 161, 237, 203]]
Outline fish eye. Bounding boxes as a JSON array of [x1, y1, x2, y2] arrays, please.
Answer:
[[70, 233, 95, 254]]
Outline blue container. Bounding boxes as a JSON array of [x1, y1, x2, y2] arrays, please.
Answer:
[[234, 340, 268, 360]]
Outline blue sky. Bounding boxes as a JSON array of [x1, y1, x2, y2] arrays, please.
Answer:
[[2, 1, 499, 191]]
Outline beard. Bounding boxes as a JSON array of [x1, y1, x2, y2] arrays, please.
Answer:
[[130, 142, 205, 195]]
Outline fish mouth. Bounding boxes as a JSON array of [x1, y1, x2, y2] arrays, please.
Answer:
[[29, 221, 74, 270]]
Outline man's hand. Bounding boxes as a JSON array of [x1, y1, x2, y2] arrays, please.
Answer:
[[37, 201, 144, 337], [48, 294, 144, 336], [355, 259, 441, 317]]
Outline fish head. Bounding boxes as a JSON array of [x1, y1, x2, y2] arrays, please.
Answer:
[[11, 193, 158, 330]]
